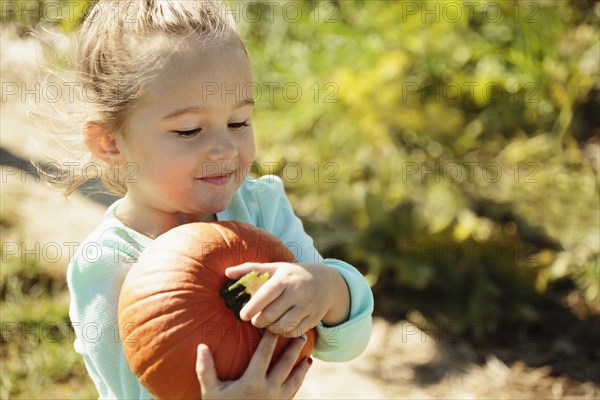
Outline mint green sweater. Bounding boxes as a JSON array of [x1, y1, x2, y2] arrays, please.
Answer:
[[67, 175, 374, 399]]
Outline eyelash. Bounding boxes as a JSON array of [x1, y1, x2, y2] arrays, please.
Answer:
[[174, 121, 250, 137], [174, 128, 202, 137], [229, 121, 251, 130]]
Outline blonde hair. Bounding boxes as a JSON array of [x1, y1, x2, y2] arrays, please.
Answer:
[[49, 0, 245, 196]]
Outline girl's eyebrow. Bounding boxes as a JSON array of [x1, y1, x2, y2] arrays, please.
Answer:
[[162, 99, 255, 120]]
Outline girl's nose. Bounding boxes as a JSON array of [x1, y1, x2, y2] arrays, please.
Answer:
[[206, 128, 238, 161]]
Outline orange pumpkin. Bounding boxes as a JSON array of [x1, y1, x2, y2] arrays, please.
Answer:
[[118, 221, 316, 399]]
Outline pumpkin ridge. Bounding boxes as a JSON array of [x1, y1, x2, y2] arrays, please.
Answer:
[[121, 289, 245, 343], [208, 314, 260, 380], [120, 290, 222, 347], [175, 257, 225, 285], [208, 223, 248, 265], [120, 287, 217, 310], [127, 306, 211, 376], [177, 224, 239, 252]]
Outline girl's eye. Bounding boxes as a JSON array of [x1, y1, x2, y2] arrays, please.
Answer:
[[228, 121, 251, 130], [174, 128, 202, 137]]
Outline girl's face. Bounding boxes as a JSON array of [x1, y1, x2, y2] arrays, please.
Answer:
[[116, 40, 255, 222]]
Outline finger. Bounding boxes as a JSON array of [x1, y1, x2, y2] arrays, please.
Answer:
[[225, 262, 274, 280], [244, 330, 279, 378], [249, 296, 294, 329], [282, 356, 312, 398], [266, 314, 313, 338], [267, 334, 308, 385], [240, 279, 286, 322], [196, 344, 219, 394]]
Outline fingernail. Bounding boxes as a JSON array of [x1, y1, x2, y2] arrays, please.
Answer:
[[307, 357, 313, 366], [300, 334, 307, 342]]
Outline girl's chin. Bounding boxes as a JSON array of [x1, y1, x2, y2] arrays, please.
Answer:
[[187, 198, 232, 216]]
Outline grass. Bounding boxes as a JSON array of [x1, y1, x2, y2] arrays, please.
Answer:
[[0, 189, 98, 399]]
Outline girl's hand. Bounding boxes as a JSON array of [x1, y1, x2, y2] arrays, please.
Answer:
[[225, 262, 350, 337], [196, 331, 312, 399]]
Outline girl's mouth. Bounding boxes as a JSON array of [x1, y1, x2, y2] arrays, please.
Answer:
[[197, 172, 234, 185]]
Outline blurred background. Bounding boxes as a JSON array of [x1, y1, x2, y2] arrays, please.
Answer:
[[1, 0, 599, 398]]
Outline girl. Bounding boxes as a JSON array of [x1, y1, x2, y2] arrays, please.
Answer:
[[65, 1, 373, 398]]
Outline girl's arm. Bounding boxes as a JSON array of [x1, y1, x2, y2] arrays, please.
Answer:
[[309, 258, 374, 361], [225, 175, 374, 361]]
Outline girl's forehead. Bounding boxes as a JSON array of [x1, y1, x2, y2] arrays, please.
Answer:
[[162, 44, 249, 83], [129, 32, 250, 77], [136, 39, 253, 107]]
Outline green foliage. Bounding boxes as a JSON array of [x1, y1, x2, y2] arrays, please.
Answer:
[[237, 0, 599, 336]]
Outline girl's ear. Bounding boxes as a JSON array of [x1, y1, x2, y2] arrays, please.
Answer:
[[83, 122, 125, 164]]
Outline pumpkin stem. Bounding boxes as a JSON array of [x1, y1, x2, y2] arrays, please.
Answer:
[[220, 271, 270, 319]]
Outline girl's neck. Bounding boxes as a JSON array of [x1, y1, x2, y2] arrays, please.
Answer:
[[115, 195, 216, 239]]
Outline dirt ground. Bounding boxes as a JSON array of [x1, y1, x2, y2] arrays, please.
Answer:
[[1, 26, 599, 399]]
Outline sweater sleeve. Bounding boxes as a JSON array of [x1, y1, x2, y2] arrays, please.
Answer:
[[249, 175, 374, 361], [67, 227, 152, 399]]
